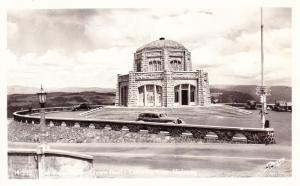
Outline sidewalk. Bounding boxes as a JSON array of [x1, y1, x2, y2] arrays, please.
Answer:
[[8, 142, 291, 160]]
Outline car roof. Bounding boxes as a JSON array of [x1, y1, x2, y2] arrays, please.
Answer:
[[140, 112, 165, 115]]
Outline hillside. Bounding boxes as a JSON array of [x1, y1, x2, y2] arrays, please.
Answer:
[[211, 85, 291, 102], [7, 85, 291, 117], [7, 91, 115, 117], [210, 88, 254, 103], [7, 85, 115, 95]]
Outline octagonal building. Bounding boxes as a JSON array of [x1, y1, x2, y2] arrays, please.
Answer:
[[116, 38, 211, 107]]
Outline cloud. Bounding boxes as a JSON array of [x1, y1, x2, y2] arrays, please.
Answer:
[[7, 47, 136, 89], [6, 8, 291, 88], [7, 9, 99, 56]]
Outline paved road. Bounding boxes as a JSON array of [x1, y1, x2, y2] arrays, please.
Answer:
[[8, 142, 291, 177]]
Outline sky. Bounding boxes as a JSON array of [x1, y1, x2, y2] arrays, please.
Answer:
[[6, 8, 291, 89]]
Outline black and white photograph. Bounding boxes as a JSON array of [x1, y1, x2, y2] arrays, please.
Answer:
[[2, 0, 297, 182]]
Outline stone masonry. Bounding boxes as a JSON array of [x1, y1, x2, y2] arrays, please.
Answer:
[[116, 38, 211, 107]]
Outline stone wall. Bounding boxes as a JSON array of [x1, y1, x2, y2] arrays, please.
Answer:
[[124, 71, 209, 107], [133, 47, 192, 73], [162, 70, 174, 107], [127, 71, 138, 107], [13, 108, 276, 144], [197, 70, 211, 106], [8, 148, 94, 179], [116, 74, 129, 106], [117, 39, 211, 107]]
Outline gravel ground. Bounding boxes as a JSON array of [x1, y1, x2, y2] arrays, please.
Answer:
[[8, 121, 207, 143]]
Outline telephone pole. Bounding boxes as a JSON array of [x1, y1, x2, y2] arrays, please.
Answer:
[[258, 8, 270, 128]]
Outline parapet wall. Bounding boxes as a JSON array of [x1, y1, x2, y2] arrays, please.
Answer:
[[8, 147, 94, 179], [13, 107, 276, 144]]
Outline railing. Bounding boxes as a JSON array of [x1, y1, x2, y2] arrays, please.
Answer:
[[13, 107, 276, 144]]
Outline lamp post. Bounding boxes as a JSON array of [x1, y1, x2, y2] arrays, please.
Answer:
[[36, 85, 48, 179], [37, 85, 47, 142]]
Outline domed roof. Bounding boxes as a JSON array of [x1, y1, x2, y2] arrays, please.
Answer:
[[136, 38, 187, 52]]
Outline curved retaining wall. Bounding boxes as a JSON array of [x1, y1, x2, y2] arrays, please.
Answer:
[[13, 107, 276, 144]]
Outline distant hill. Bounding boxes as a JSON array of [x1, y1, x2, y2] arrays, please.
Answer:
[[7, 91, 115, 117], [210, 88, 254, 103], [211, 85, 291, 102], [7, 85, 116, 95], [7, 84, 291, 117]]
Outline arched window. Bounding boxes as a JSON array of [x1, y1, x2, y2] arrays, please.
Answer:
[[149, 60, 162, 72], [170, 60, 182, 71], [138, 85, 162, 106], [149, 61, 153, 72], [157, 61, 162, 71]]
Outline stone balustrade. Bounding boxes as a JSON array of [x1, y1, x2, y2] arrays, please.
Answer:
[[13, 107, 276, 144]]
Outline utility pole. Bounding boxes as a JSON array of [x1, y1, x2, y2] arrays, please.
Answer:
[[259, 8, 268, 128]]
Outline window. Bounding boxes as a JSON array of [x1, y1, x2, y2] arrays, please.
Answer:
[[159, 113, 167, 117], [157, 61, 162, 71], [152, 114, 159, 118], [148, 60, 162, 72], [149, 61, 153, 71], [182, 84, 189, 89], [190, 85, 195, 102], [137, 61, 141, 72], [146, 85, 154, 104], [170, 60, 182, 71], [174, 85, 179, 102]]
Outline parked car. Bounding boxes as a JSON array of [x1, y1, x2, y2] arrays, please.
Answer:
[[245, 100, 257, 110], [136, 112, 185, 124], [273, 101, 292, 112], [72, 103, 91, 111]]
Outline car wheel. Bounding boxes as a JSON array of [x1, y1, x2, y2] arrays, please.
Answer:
[[177, 119, 185, 124]]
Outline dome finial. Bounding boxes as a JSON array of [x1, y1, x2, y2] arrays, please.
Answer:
[[159, 37, 165, 40]]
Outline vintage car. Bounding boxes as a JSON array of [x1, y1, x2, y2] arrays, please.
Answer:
[[245, 100, 257, 110], [136, 112, 185, 124], [273, 101, 292, 112], [71, 103, 91, 111]]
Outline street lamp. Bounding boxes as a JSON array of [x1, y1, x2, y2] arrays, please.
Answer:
[[37, 85, 47, 142], [37, 85, 47, 108], [36, 85, 48, 179]]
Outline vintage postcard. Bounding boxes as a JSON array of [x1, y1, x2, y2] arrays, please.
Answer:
[[2, 1, 297, 184]]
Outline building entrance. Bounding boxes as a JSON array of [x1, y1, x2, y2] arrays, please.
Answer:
[[181, 90, 188, 105], [174, 84, 196, 106], [120, 86, 128, 106]]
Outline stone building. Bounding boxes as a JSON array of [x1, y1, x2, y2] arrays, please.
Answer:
[[115, 38, 211, 107]]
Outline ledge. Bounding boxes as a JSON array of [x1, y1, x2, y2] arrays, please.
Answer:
[[13, 107, 274, 132], [8, 148, 93, 160]]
